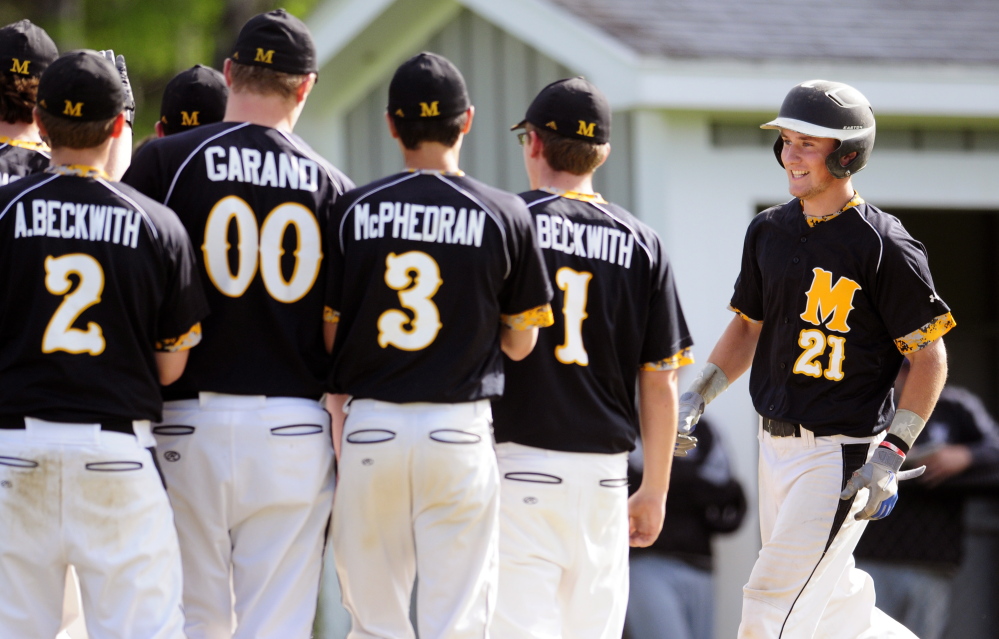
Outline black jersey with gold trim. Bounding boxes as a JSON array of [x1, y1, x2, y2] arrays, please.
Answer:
[[326, 170, 553, 403], [0, 138, 50, 184], [731, 197, 954, 437], [0, 172, 208, 423], [491, 190, 694, 454], [123, 121, 354, 400]]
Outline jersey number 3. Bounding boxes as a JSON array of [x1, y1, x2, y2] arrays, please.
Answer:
[[377, 251, 443, 351], [43, 253, 106, 356]]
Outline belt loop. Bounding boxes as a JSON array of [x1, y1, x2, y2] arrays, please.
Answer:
[[801, 425, 815, 448]]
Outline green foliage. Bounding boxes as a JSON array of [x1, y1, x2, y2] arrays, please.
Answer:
[[1, 0, 321, 138]]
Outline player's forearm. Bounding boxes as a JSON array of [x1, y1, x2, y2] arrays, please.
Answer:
[[706, 314, 762, 383], [106, 123, 132, 181], [638, 368, 678, 494], [499, 326, 538, 361], [155, 350, 189, 386], [897, 338, 947, 422]]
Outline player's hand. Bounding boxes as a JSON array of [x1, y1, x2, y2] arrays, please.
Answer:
[[916, 445, 973, 487], [674, 391, 704, 456], [674, 433, 698, 457], [100, 49, 135, 125], [627, 486, 667, 547], [839, 447, 926, 520]]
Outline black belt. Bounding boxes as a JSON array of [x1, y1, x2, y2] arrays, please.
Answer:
[[761, 417, 801, 438], [0, 416, 135, 435]]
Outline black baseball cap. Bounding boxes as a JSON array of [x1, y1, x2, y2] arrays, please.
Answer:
[[388, 52, 470, 120], [37, 50, 125, 122], [230, 9, 316, 75], [512, 77, 611, 144], [0, 19, 58, 79], [160, 65, 228, 135]]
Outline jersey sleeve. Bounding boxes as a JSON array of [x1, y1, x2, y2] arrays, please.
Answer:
[[121, 142, 168, 202], [155, 213, 210, 348], [497, 199, 554, 320], [729, 217, 765, 322], [640, 238, 694, 369], [875, 220, 954, 354]]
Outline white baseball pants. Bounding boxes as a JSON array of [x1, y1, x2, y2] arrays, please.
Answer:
[[493, 442, 630, 639], [739, 424, 917, 639], [154, 393, 334, 639], [332, 399, 499, 639], [0, 419, 184, 639]]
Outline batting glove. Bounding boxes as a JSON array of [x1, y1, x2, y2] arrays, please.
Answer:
[[100, 49, 135, 125], [839, 443, 926, 520], [674, 391, 705, 457]]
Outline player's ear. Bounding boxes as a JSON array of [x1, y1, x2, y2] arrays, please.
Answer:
[[32, 107, 47, 139], [385, 111, 400, 140], [840, 151, 858, 167], [154, 121, 166, 138], [295, 73, 316, 104], [109, 112, 126, 139], [223, 58, 234, 87], [461, 106, 474, 134]]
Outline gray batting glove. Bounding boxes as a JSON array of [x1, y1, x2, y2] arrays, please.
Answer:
[[674, 391, 705, 457], [839, 447, 926, 520], [100, 49, 135, 125], [674, 433, 698, 457]]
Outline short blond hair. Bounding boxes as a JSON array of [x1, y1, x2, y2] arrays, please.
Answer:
[[228, 60, 307, 100], [37, 109, 117, 149], [528, 123, 609, 176]]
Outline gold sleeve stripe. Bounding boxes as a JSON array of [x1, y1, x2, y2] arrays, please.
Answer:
[[640, 347, 695, 371], [727, 305, 763, 325], [155, 323, 202, 353], [324, 306, 341, 324], [501, 304, 555, 330], [895, 312, 956, 354]]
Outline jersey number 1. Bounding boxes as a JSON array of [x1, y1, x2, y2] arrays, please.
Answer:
[[555, 267, 593, 366], [43, 253, 106, 356]]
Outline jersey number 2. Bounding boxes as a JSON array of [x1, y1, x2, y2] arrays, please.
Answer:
[[43, 253, 105, 356], [555, 267, 593, 366], [377, 251, 443, 351], [793, 329, 846, 381], [203, 196, 322, 303]]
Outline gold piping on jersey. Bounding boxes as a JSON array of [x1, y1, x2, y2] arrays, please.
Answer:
[[894, 312, 956, 354], [45, 164, 110, 180], [802, 192, 865, 227], [155, 323, 203, 352], [406, 168, 466, 177], [727, 304, 763, 324], [0, 135, 50, 153], [640, 347, 695, 371], [500, 303, 554, 330], [540, 187, 608, 204], [323, 306, 341, 324]]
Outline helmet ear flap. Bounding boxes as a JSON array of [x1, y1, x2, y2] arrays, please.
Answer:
[[772, 136, 784, 168]]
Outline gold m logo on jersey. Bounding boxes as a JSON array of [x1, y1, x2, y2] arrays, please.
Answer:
[[800, 267, 861, 333], [420, 101, 440, 117], [63, 101, 83, 117], [577, 120, 596, 137], [10, 58, 30, 75], [255, 48, 275, 64], [181, 111, 200, 126]]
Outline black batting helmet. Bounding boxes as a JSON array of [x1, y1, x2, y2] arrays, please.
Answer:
[[761, 80, 875, 179]]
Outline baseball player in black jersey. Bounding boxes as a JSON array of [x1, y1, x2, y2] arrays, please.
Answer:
[[156, 64, 227, 138], [678, 80, 953, 638], [0, 20, 57, 183], [122, 10, 352, 639], [489, 77, 694, 639], [325, 52, 553, 639], [0, 50, 208, 638]]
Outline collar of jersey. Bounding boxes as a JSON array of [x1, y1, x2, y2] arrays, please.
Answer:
[[540, 187, 608, 204], [0, 135, 50, 153], [801, 191, 865, 227], [406, 168, 465, 177], [45, 164, 110, 180]]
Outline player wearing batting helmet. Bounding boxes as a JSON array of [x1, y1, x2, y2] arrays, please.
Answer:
[[324, 52, 553, 638], [0, 19, 57, 182], [0, 49, 208, 638], [490, 77, 694, 639], [677, 79, 954, 638], [122, 9, 353, 638]]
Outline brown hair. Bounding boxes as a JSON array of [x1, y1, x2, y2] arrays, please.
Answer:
[[228, 60, 307, 101], [392, 111, 468, 150], [37, 109, 117, 149], [0, 75, 40, 124], [528, 123, 609, 175]]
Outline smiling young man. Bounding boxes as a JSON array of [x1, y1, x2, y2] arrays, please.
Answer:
[[674, 80, 953, 638]]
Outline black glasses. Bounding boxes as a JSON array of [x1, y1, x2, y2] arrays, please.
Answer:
[[517, 132, 529, 146]]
